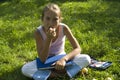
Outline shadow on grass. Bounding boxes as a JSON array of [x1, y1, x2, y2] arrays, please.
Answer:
[[0, 66, 70, 80], [0, 66, 32, 80], [0, 2, 38, 21], [0, 0, 87, 21]]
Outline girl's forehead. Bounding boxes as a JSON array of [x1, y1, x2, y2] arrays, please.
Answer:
[[44, 10, 60, 18]]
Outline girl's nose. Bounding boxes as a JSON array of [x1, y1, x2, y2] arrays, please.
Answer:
[[50, 20, 53, 25], [49, 21, 55, 27]]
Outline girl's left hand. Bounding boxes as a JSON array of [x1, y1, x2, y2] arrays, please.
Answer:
[[55, 59, 66, 70]]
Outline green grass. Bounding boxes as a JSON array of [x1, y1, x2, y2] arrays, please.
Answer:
[[0, 0, 120, 80]]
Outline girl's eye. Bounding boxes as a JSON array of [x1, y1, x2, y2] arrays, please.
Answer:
[[46, 17, 50, 21], [54, 18, 58, 21]]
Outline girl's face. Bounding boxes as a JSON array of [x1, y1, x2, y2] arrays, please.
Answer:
[[42, 10, 60, 30]]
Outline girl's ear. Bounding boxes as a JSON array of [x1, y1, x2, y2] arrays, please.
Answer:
[[59, 17, 63, 22]]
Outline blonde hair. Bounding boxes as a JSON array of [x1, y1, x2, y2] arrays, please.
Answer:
[[41, 3, 62, 21]]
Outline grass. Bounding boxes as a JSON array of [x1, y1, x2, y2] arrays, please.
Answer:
[[0, 0, 120, 80]]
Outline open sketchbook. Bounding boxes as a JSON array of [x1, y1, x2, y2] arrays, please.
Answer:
[[33, 54, 82, 80], [89, 58, 112, 70]]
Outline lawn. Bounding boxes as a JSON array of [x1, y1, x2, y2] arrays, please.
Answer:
[[0, 0, 120, 80]]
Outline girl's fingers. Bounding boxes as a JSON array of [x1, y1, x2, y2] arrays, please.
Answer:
[[48, 28, 56, 37], [55, 65, 64, 70], [55, 60, 65, 70], [53, 31, 56, 37]]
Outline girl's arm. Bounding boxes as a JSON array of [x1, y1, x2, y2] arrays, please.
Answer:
[[55, 25, 81, 70], [62, 25, 81, 61], [34, 27, 56, 63], [34, 30, 52, 63]]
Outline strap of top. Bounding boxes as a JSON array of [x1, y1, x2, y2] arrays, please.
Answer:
[[37, 26, 46, 40]]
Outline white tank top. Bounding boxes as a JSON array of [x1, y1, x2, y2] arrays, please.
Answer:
[[37, 23, 66, 56]]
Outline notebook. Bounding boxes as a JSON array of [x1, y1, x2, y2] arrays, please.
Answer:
[[35, 54, 82, 79], [89, 58, 112, 70], [36, 54, 66, 69]]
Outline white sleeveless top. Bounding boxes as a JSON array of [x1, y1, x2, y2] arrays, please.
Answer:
[[37, 23, 66, 56]]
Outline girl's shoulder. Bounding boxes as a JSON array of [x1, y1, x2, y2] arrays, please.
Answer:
[[35, 25, 42, 35], [34, 25, 43, 35], [36, 25, 44, 34], [59, 23, 68, 28], [59, 23, 70, 30], [59, 23, 70, 31], [37, 25, 43, 30], [59, 23, 71, 35]]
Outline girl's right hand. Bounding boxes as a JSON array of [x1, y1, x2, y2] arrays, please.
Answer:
[[54, 58, 66, 70], [47, 27, 56, 40]]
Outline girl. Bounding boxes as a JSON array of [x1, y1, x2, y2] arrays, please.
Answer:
[[21, 3, 91, 79]]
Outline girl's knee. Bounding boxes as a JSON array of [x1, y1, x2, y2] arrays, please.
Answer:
[[73, 54, 91, 68], [81, 54, 91, 64], [21, 61, 37, 78], [21, 65, 28, 77], [21, 64, 31, 78]]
